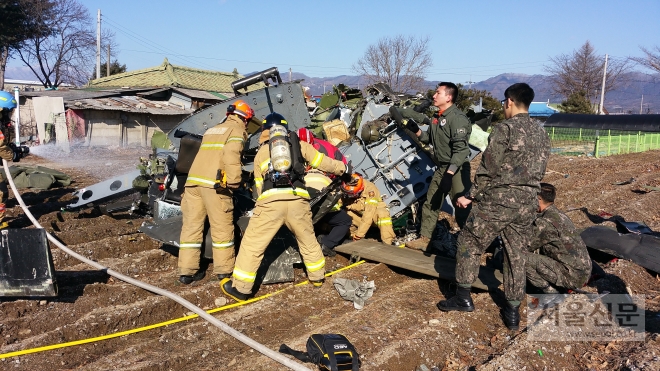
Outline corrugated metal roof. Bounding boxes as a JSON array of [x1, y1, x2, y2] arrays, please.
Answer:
[[544, 113, 660, 131], [68, 96, 194, 115], [171, 87, 225, 100]]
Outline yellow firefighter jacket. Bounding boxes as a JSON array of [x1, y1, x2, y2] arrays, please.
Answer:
[[342, 180, 390, 238], [185, 115, 247, 188], [253, 131, 346, 206]]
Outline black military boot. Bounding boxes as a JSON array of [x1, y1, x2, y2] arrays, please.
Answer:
[[317, 235, 336, 257], [501, 303, 520, 330], [178, 269, 206, 285], [437, 286, 474, 312]]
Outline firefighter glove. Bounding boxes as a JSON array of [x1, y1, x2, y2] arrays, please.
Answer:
[[439, 172, 453, 194], [405, 119, 420, 134], [226, 183, 240, 190], [341, 162, 353, 183]]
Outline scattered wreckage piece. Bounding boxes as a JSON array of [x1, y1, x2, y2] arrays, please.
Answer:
[[334, 239, 503, 291], [581, 225, 660, 273], [0, 229, 58, 297], [67, 169, 142, 209]]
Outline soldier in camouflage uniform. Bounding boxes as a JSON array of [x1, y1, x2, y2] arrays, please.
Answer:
[[437, 83, 551, 331], [527, 183, 592, 293], [405, 82, 472, 251]]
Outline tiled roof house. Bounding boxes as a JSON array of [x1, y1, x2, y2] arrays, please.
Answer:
[[88, 58, 257, 98]]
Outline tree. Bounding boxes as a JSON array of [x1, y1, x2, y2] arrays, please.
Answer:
[[0, 0, 53, 90], [454, 84, 504, 123], [90, 59, 127, 79], [630, 46, 660, 73], [353, 35, 432, 94], [16, 0, 117, 88], [545, 41, 631, 102], [558, 90, 594, 114]]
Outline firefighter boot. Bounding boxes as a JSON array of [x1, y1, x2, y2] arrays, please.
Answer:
[[405, 236, 430, 251], [220, 278, 251, 302], [179, 269, 206, 285], [501, 303, 520, 330], [310, 278, 324, 288], [437, 285, 474, 312]]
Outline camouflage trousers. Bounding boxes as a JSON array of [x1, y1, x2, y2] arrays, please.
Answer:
[[455, 188, 538, 302], [420, 163, 472, 239], [526, 253, 591, 290]]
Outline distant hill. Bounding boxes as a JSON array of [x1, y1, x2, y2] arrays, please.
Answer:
[[288, 71, 659, 114]]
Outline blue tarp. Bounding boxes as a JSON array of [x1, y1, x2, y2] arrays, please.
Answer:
[[529, 102, 559, 117]]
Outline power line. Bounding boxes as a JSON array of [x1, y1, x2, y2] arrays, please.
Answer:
[[102, 16, 219, 71]]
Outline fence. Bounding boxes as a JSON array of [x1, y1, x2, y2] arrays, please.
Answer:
[[547, 126, 660, 158]]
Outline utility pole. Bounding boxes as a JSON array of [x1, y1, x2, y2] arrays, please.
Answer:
[[96, 9, 101, 79], [323, 81, 326, 94], [107, 44, 110, 77], [466, 75, 473, 90], [640, 95, 644, 114], [598, 54, 608, 114], [289, 68, 292, 82]]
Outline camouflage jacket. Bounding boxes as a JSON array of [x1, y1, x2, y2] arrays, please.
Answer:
[[529, 205, 592, 274], [467, 113, 550, 200], [418, 104, 471, 173]]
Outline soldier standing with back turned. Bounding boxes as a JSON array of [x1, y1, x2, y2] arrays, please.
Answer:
[[438, 83, 551, 331]]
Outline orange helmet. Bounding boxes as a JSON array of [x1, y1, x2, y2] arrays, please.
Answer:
[[341, 173, 364, 198], [227, 99, 254, 120], [297, 127, 315, 144]]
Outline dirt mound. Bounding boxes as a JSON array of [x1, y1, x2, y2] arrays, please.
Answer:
[[1, 149, 659, 370]]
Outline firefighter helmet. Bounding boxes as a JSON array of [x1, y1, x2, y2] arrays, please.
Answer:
[[341, 173, 365, 198], [297, 127, 315, 144], [226, 99, 254, 120], [0, 91, 17, 110], [262, 112, 288, 130]]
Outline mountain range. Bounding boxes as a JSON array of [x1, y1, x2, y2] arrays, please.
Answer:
[[288, 71, 659, 114]]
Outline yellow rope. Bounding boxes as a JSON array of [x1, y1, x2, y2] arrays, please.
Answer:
[[0, 260, 365, 359]]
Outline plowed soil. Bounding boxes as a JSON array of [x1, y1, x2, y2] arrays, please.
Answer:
[[1, 146, 659, 371]]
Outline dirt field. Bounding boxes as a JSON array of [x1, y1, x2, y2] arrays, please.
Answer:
[[1, 146, 659, 371]]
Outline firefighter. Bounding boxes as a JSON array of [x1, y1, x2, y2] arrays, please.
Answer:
[[177, 100, 254, 285], [340, 173, 397, 246], [297, 127, 347, 165], [0, 91, 25, 229], [221, 112, 351, 301], [304, 169, 352, 257]]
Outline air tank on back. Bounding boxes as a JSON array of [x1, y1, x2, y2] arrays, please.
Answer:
[[269, 124, 292, 173]]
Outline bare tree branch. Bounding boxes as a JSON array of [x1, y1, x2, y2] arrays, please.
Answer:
[[544, 41, 632, 101], [630, 45, 660, 73], [16, 0, 116, 88], [353, 35, 432, 93]]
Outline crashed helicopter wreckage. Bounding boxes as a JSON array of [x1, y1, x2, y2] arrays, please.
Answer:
[[66, 67, 492, 284]]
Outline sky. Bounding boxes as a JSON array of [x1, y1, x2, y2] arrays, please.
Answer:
[[6, 0, 660, 83]]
